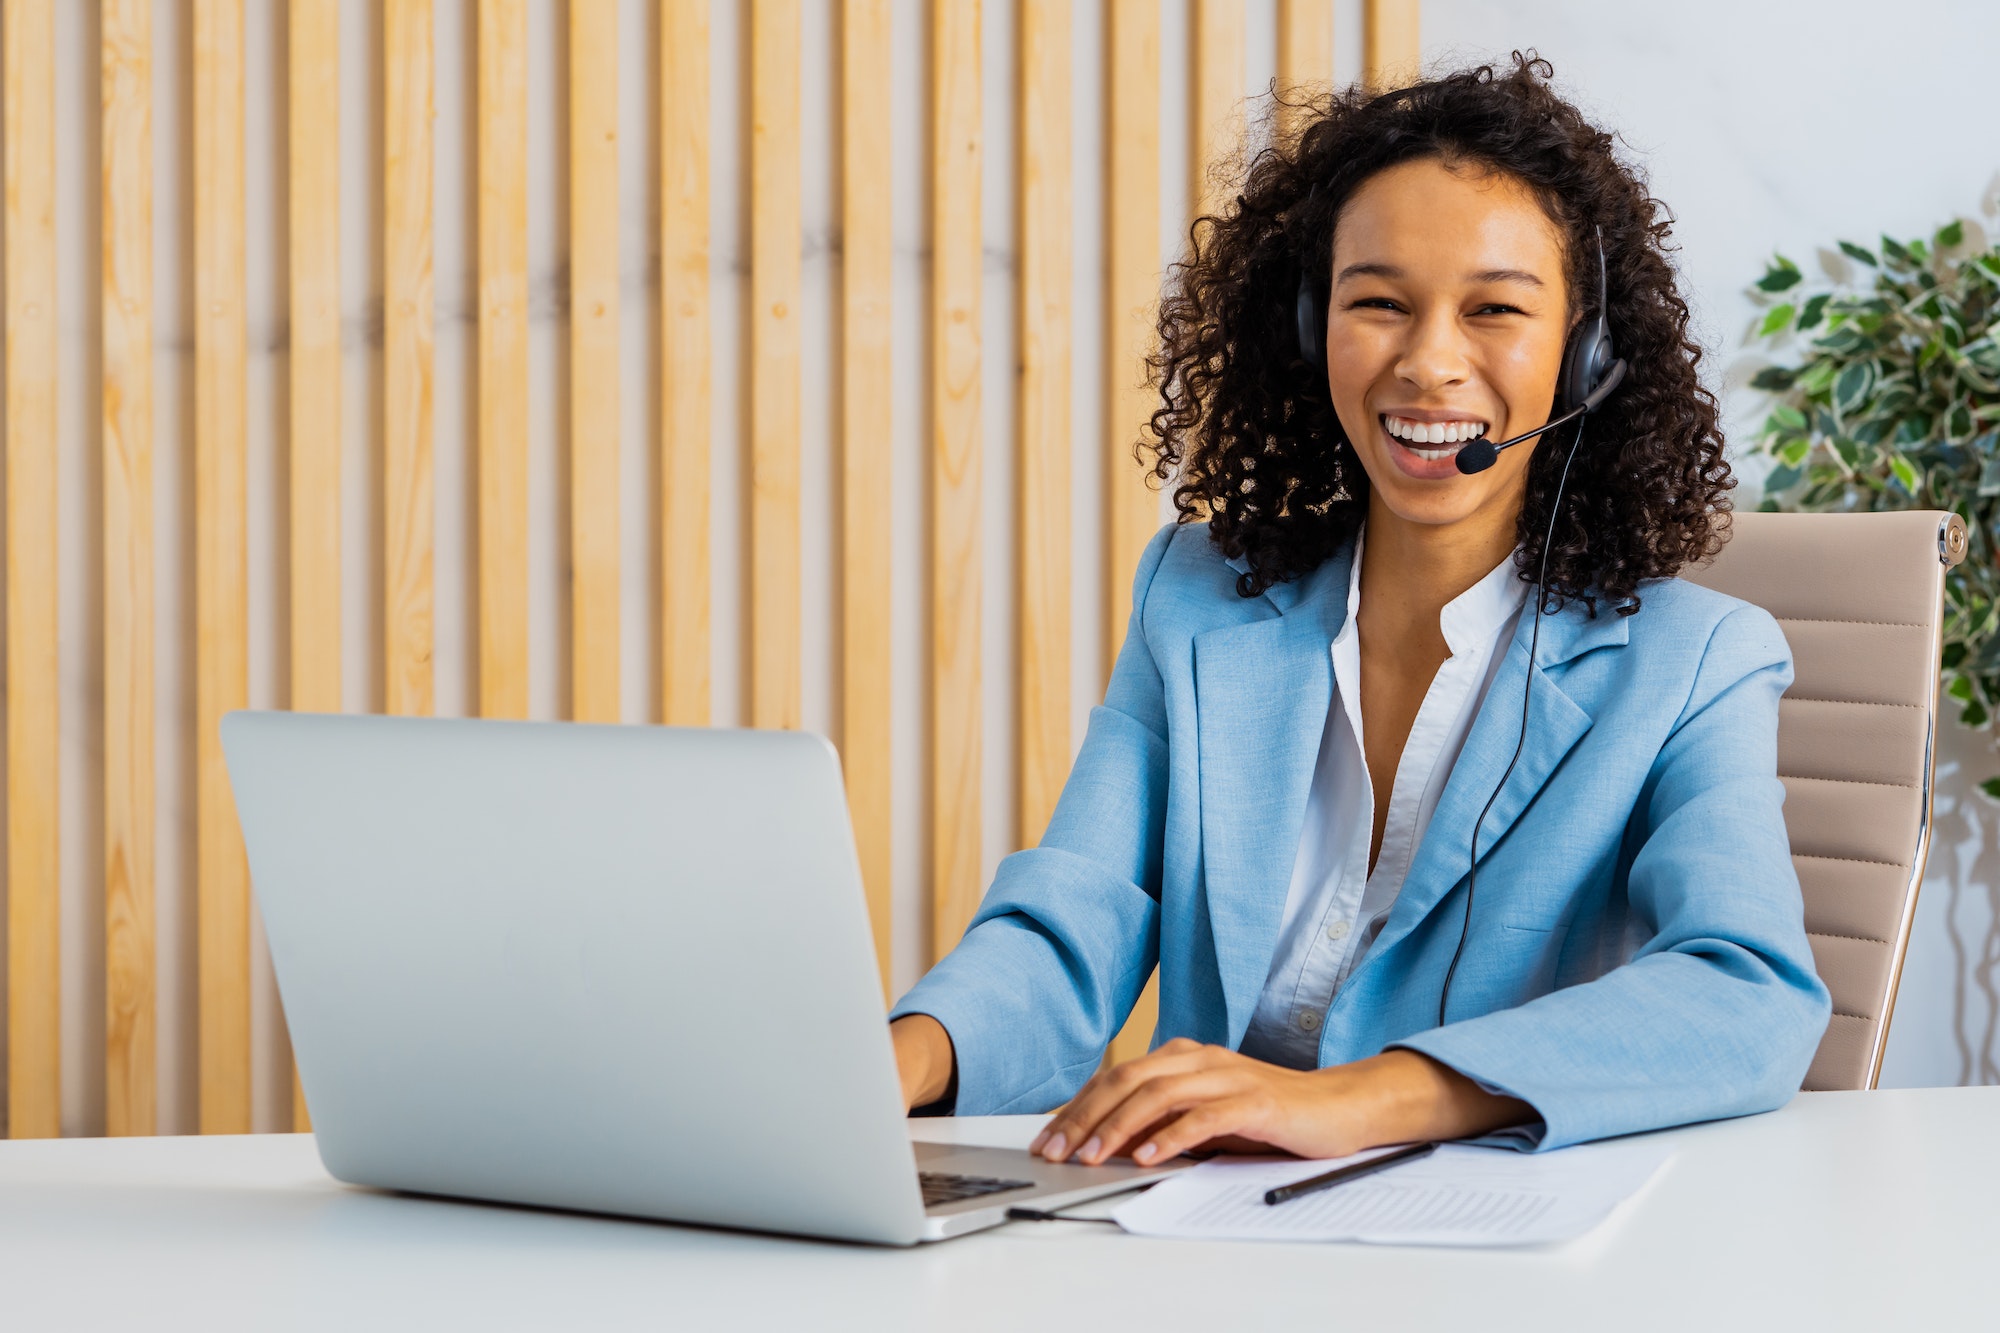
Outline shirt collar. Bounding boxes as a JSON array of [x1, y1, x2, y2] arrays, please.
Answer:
[[1340, 519, 1530, 657]]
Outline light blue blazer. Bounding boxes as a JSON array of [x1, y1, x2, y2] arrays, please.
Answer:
[[891, 521, 1832, 1149]]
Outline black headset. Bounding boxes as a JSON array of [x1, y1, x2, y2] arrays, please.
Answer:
[[1290, 224, 1629, 1027]]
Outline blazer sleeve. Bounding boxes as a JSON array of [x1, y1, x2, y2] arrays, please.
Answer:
[[888, 523, 1180, 1114], [1391, 602, 1834, 1150]]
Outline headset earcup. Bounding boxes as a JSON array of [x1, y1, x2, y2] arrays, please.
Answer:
[[1295, 271, 1326, 378], [1559, 317, 1611, 415]]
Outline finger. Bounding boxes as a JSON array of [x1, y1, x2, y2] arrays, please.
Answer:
[[1079, 1069, 1244, 1165], [1132, 1099, 1259, 1165], [1036, 1046, 1225, 1163]]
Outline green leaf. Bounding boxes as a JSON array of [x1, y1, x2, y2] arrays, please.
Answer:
[[1937, 219, 1966, 248], [1762, 462, 1802, 493], [1796, 292, 1831, 331], [1815, 324, 1869, 355], [1950, 675, 1976, 702], [1838, 239, 1878, 267], [1758, 303, 1796, 337], [1889, 453, 1921, 494], [1749, 366, 1797, 391], [1832, 360, 1876, 415], [1798, 359, 1840, 396], [1947, 399, 1977, 441], [1882, 235, 1917, 269], [1770, 404, 1808, 433], [1779, 436, 1811, 467], [1980, 777, 2000, 801], [1966, 700, 1991, 729], [1757, 255, 1803, 292], [1976, 453, 2000, 497]]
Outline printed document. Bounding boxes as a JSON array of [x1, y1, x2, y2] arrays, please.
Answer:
[[1112, 1136, 1673, 1247]]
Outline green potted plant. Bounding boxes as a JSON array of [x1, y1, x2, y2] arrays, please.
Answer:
[[1746, 217, 2000, 794]]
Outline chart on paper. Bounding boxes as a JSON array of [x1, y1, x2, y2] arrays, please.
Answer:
[[1113, 1138, 1673, 1247]]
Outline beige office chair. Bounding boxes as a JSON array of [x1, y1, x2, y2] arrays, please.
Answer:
[[1681, 508, 1968, 1090]]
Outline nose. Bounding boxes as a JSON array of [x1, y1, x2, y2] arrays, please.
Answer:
[[1392, 304, 1472, 394]]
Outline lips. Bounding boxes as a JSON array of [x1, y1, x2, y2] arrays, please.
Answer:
[[1377, 413, 1491, 480]]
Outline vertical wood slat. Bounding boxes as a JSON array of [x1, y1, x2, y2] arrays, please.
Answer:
[[570, 0, 620, 723], [103, 0, 157, 1139], [1191, 0, 1245, 219], [750, 1, 802, 730], [477, 0, 528, 720], [930, 0, 982, 961], [384, 0, 435, 719], [1276, 0, 1333, 139], [1364, 0, 1422, 90], [194, 0, 250, 1134], [4, 0, 60, 1140], [656, 2, 712, 728], [1103, 0, 1162, 1066], [1017, 0, 1069, 847], [660, 0, 712, 726], [287, 0, 341, 1135], [839, 0, 894, 998]]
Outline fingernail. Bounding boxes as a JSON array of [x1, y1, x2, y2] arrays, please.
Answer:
[[1029, 1127, 1050, 1154], [1042, 1133, 1067, 1161], [1080, 1136, 1102, 1162], [1135, 1142, 1157, 1163]]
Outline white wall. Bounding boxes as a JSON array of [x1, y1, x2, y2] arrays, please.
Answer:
[[1426, 0, 2000, 1085]]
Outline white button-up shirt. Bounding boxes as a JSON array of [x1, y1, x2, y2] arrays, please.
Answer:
[[1238, 522, 1529, 1069]]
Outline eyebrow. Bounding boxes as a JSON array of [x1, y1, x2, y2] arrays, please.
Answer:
[[1334, 261, 1547, 289]]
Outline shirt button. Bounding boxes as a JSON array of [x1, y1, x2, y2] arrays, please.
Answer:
[[1326, 920, 1350, 942], [1296, 1010, 1321, 1033]]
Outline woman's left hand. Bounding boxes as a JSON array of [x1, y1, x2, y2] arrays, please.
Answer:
[[1027, 1039, 1532, 1166]]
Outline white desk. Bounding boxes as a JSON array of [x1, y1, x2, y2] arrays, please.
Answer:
[[1, 1086, 1990, 1331]]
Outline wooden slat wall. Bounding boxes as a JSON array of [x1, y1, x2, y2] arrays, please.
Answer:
[[478, 0, 529, 721], [5, 0, 60, 1140], [750, 1, 803, 732], [1364, 0, 1422, 89], [930, 0, 983, 961], [193, 0, 251, 1136], [383, 0, 434, 720], [840, 0, 895, 998], [660, 0, 712, 728], [570, 0, 621, 724], [1192, 1, 1246, 219], [1017, 0, 1071, 849], [1278, 0, 1334, 135], [103, 0, 157, 1139], [1102, 0, 1164, 1071], [6, 0, 1435, 1138], [287, 0, 341, 1136]]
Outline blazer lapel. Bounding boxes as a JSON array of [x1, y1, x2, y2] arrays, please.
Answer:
[[1360, 597, 1627, 969], [1196, 541, 1354, 1046]]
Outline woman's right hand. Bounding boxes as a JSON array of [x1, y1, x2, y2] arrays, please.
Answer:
[[890, 1014, 956, 1112]]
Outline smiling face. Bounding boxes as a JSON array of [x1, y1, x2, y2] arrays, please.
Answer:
[[1322, 157, 1575, 535]]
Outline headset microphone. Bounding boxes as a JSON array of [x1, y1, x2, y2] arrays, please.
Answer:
[[1451, 359, 1627, 474]]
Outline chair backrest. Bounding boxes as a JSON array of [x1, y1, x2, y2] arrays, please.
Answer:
[[1680, 508, 1967, 1090]]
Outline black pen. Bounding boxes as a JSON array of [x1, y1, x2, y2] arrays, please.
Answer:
[[1263, 1141, 1439, 1206]]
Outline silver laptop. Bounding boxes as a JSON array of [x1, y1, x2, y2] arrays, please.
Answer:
[[221, 712, 1181, 1245]]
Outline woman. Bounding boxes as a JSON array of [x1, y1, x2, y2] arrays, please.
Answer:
[[889, 55, 1830, 1167]]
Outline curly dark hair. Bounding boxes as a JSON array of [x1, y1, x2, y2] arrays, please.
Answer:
[[1142, 53, 1731, 617]]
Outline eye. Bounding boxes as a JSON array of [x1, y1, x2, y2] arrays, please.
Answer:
[[1471, 302, 1527, 317], [1345, 297, 1405, 313]]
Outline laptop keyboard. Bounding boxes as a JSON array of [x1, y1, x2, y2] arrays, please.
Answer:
[[919, 1171, 1036, 1209]]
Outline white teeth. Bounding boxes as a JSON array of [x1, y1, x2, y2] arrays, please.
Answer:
[[1383, 415, 1486, 449]]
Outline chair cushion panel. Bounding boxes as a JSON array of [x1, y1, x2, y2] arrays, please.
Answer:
[[1772, 618, 1933, 709], [1793, 853, 1912, 944], [1804, 931, 1890, 1025], [1780, 776, 1922, 868], [1777, 698, 1928, 788], [1802, 1012, 1875, 1092]]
